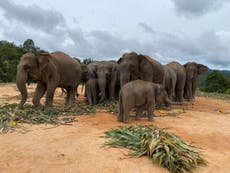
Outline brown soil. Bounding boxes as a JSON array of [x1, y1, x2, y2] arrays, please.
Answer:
[[0, 84, 230, 173]]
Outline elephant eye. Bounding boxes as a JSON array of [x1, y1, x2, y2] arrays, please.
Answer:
[[23, 64, 30, 71]]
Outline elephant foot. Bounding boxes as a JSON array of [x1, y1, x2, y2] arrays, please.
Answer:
[[44, 106, 53, 111], [65, 101, 76, 107], [135, 116, 141, 121], [18, 103, 24, 109], [33, 102, 44, 110], [34, 105, 44, 110], [117, 115, 123, 122], [148, 117, 154, 122], [123, 120, 130, 123], [45, 101, 53, 108]]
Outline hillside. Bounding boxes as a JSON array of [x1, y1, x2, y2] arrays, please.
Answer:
[[197, 69, 230, 88]]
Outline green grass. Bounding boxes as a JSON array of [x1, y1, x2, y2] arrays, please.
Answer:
[[103, 125, 207, 173], [196, 89, 230, 100]]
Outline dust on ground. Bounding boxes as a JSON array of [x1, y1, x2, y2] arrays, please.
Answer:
[[0, 84, 229, 173]]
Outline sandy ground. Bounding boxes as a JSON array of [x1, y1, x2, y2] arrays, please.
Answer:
[[0, 84, 230, 173]]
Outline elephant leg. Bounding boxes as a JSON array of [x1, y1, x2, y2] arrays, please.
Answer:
[[179, 89, 184, 102], [45, 83, 57, 107], [187, 83, 192, 100], [66, 87, 76, 106], [192, 81, 196, 99], [147, 102, 154, 122], [32, 82, 46, 109], [109, 77, 116, 100], [123, 105, 131, 123], [117, 99, 123, 122], [135, 106, 144, 120], [86, 89, 93, 105], [65, 88, 70, 105], [92, 90, 98, 105]]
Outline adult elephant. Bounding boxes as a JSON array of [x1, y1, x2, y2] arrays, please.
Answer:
[[163, 65, 176, 100], [87, 61, 118, 102], [184, 62, 208, 100], [118, 52, 165, 87], [167, 61, 186, 102], [16, 51, 82, 108]]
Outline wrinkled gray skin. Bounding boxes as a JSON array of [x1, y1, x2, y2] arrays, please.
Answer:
[[167, 61, 186, 102], [163, 65, 177, 100], [16, 52, 82, 109], [87, 61, 119, 102], [118, 52, 165, 87], [184, 62, 208, 100], [118, 80, 171, 123]]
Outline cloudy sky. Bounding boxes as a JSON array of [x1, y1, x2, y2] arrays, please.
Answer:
[[0, 0, 230, 70]]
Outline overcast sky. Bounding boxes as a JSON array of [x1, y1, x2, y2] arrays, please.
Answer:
[[0, 0, 230, 70]]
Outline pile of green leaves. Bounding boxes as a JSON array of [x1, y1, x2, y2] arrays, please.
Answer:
[[0, 101, 118, 133], [96, 100, 118, 114], [0, 102, 97, 133], [103, 125, 207, 173]]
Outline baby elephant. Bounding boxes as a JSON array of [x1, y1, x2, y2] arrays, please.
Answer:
[[118, 80, 170, 123]]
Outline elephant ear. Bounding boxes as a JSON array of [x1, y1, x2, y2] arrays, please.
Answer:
[[37, 53, 52, 71], [23, 64, 31, 72], [197, 64, 208, 74], [183, 63, 189, 68], [117, 57, 123, 64]]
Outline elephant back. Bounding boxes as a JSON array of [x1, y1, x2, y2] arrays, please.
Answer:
[[50, 51, 82, 86], [139, 55, 165, 85]]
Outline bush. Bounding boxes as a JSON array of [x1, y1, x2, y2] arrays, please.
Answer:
[[225, 88, 230, 95], [203, 70, 230, 93]]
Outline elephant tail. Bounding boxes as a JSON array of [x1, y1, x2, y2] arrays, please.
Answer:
[[118, 90, 123, 122]]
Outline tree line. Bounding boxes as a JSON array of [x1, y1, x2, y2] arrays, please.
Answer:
[[0, 39, 46, 82], [0, 39, 229, 93]]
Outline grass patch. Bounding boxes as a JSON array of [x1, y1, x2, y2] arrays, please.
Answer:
[[103, 125, 207, 173], [196, 89, 230, 100]]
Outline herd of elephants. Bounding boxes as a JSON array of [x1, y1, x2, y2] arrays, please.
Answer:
[[16, 51, 208, 123]]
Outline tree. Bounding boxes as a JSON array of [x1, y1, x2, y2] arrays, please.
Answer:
[[82, 58, 93, 65], [73, 57, 81, 63], [23, 39, 35, 52], [0, 39, 48, 83], [203, 70, 230, 93]]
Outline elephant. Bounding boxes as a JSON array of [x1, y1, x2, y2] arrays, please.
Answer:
[[85, 78, 98, 105], [163, 65, 177, 100], [184, 62, 208, 100], [118, 80, 171, 123], [87, 61, 119, 102], [118, 52, 165, 87], [16, 51, 82, 108], [167, 61, 186, 102]]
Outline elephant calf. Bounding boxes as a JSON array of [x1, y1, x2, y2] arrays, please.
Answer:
[[85, 78, 98, 105], [118, 80, 170, 123]]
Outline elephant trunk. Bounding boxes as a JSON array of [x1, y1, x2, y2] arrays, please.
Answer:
[[16, 66, 28, 108], [184, 80, 192, 100], [98, 78, 106, 102]]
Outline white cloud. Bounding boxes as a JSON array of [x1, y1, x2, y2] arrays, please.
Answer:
[[0, 0, 230, 69]]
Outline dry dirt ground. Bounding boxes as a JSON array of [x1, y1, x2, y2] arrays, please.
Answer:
[[0, 84, 230, 173]]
